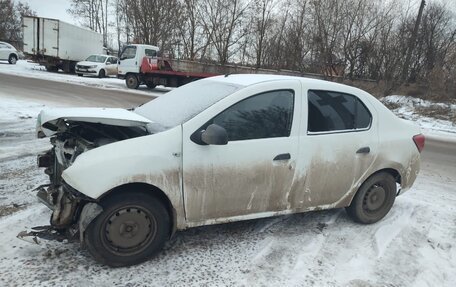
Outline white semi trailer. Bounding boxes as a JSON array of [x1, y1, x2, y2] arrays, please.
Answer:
[[22, 16, 105, 73]]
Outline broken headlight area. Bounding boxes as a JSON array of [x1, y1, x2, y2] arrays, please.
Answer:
[[18, 181, 100, 244], [19, 121, 148, 244]]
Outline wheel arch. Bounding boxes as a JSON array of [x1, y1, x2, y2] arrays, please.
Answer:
[[373, 168, 402, 185], [98, 182, 177, 237], [344, 167, 402, 207]]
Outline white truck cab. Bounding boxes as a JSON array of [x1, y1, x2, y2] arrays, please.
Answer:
[[117, 44, 159, 77]]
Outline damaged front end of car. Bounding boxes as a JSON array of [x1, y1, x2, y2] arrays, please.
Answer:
[[18, 108, 152, 244]]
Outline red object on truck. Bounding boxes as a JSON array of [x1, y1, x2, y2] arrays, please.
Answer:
[[135, 56, 218, 89]]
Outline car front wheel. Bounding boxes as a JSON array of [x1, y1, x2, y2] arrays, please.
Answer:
[[8, 54, 17, 64], [84, 192, 170, 267], [346, 172, 396, 224], [98, 69, 106, 78]]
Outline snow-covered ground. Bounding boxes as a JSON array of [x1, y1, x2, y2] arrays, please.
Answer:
[[0, 60, 170, 96], [1, 98, 455, 286], [381, 95, 456, 135]]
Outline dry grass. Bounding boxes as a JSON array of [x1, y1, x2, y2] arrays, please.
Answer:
[[415, 106, 456, 123]]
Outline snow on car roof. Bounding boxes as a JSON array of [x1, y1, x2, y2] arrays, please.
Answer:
[[206, 74, 360, 93]]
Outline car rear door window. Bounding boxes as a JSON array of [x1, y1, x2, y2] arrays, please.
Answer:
[[355, 100, 371, 129], [308, 90, 371, 133], [211, 90, 294, 141]]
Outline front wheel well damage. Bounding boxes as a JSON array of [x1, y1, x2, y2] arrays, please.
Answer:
[[375, 168, 401, 185], [99, 183, 176, 237]]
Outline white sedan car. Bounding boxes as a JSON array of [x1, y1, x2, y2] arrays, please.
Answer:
[[24, 75, 424, 266], [75, 54, 118, 78], [0, 41, 19, 64]]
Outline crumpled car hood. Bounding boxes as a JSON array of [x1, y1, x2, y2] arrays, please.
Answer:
[[37, 107, 152, 137]]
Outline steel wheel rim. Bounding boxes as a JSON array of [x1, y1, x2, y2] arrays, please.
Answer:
[[10, 57, 16, 64], [363, 184, 387, 213], [127, 77, 137, 87], [101, 206, 157, 256]]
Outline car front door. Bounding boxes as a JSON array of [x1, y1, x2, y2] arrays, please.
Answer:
[[182, 80, 302, 224], [105, 57, 117, 75], [290, 88, 378, 210]]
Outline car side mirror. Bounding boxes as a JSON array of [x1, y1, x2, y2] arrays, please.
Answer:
[[201, 124, 228, 145]]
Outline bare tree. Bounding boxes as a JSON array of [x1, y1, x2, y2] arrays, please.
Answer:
[[401, 0, 426, 82], [199, 0, 249, 65], [0, 0, 36, 48], [250, 0, 277, 67], [68, 0, 110, 46]]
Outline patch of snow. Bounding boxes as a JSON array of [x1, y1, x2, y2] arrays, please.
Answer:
[[0, 94, 455, 286], [381, 95, 456, 135], [0, 60, 169, 97], [135, 79, 243, 128]]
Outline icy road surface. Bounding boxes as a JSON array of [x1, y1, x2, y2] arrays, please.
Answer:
[[0, 60, 170, 97], [1, 98, 456, 286]]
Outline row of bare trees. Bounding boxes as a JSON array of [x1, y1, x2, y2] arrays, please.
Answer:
[[68, 0, 455, 97], [0, 0, 36, 47]]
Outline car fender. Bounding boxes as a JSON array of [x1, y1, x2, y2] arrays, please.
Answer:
[[62, 125, 185, 227]]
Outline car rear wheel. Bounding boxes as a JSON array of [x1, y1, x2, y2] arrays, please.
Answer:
[[77, 74, 83, 77], [84, 192, 170, 267], [346, 172, 396, 224], [126, 74, 139, 89], [8, 54, 17, 64], [98, 69, 106, 78]]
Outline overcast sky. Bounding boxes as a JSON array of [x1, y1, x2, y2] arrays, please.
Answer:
[[18, 0, 456, 28], [19, 0, 75, 24]]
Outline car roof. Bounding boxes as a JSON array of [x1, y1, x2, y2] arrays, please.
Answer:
[[207, 74, 368, 96], [126, 44, 159, 50]]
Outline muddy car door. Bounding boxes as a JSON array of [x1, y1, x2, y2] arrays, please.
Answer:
[[289, 88, 379, 209], [106, 57, 118, 75], [182, 80, 302, 224]]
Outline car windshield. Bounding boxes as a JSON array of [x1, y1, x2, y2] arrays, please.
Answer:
[[135, 79, 243, 132], [85, 55, 107, 63]]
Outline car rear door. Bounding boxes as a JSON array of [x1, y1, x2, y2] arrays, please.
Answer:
[[182, 80, 302, 223], [290, 88, 378, 209]]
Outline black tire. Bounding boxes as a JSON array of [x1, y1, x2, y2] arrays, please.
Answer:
[[346, 172, 396, 224], [8, 54, 17, 64], [126, 74, 139, 89], [98, 69, 106, 78], [46, 65, 58, 72], [84, 192, 170, 267], [77, 74, 83, 77], [145, 81, 156, 89]]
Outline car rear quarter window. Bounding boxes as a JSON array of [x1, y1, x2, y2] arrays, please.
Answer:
[[211, 90, 294, 141], [308, 90, 371, 133]]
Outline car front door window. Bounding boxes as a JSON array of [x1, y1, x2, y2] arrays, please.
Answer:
[[208, 90, 294, 141]]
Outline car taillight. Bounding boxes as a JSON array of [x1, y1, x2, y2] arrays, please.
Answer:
[[413, 134, 425, 153]]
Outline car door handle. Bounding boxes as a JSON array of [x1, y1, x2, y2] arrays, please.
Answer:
[[273, 153, 291, 161], [356, 147, 370, 154]]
